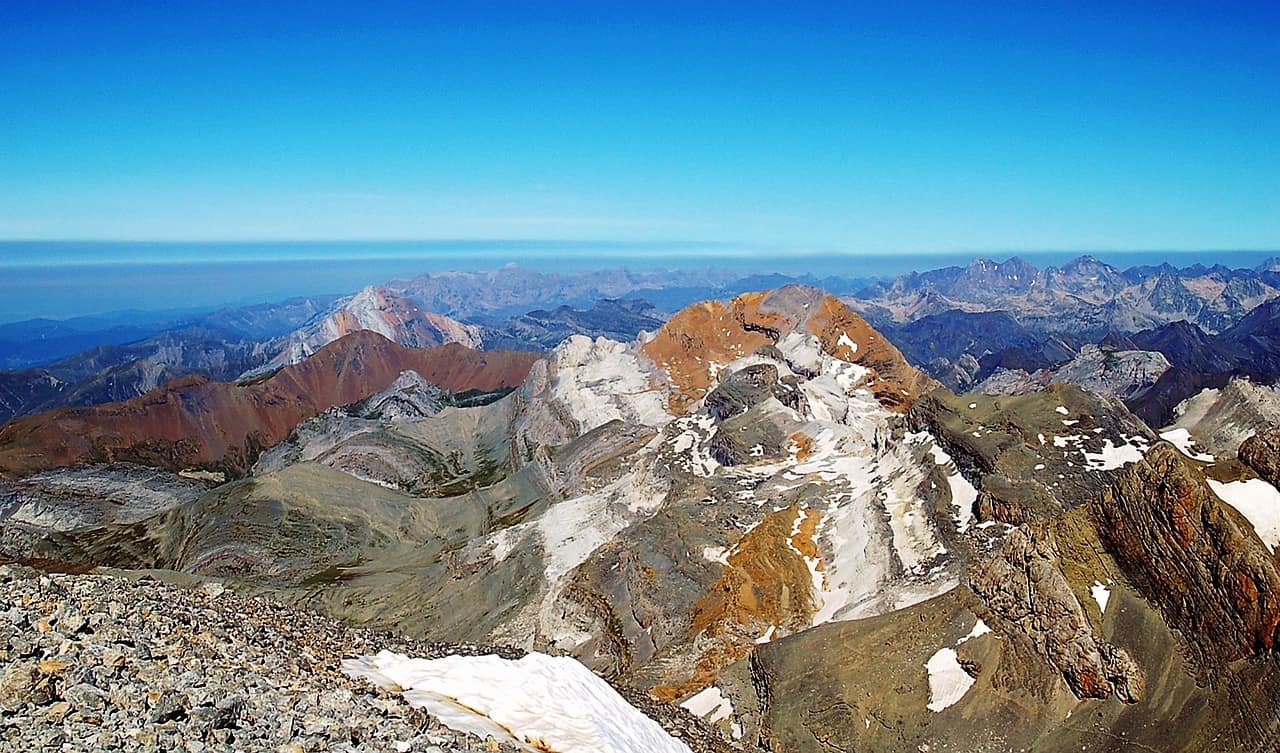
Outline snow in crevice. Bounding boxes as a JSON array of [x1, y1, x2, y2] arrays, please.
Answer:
[[961, 618, 992, 643], [925, 442, 979, 533], [343, 650, 692, 753], [1090, 581, 1111, 614]]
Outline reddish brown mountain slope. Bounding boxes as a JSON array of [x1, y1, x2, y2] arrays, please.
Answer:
[[0, 332, 539, 479], [642, 285, 935, 413]]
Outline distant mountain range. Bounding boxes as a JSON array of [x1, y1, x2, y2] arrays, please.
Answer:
[[2, 254, 1279, 437]]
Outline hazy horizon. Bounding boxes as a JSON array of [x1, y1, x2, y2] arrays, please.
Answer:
[[1, 241, 1278, 325]]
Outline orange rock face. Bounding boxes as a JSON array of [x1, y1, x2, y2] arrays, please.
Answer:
[[641, 286, 935, 414], [651, 504, 823, 702], [0, 332, 539, 479]]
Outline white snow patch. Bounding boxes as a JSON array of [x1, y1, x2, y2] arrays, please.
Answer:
[[551, 336, 672, 434], [1208, 478, 1280, 553], [1083, 439, 1145, 471], [960, 619, 991, 643], [925, 648, 975, 712], [927, 444, 978, 533], [681, 686, 734, 726], [1159, 428, 1215, 462], [343, 650, 692, 753], [1055, 406, 1070, 415], [1090, 581, 1111, 614], [836, 332, 858, 354]]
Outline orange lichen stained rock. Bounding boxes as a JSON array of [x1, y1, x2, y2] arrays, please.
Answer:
[[789, 506, 823, 564], [805, 294, 937, 412], [642, 286, 935, 415], [789, 432, 814, 461], [651, 503, 824, 701], [640, 298, 775, 415]]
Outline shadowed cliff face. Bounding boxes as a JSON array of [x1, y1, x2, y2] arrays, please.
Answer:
[[0, 332, 539, 479], [1241, 427, 1280, 489]]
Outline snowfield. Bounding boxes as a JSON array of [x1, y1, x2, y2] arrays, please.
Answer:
[[1208, 478, 1280, 553], [1159, 428, 1215, 462], [343, 650, 692, 753], [925, 648, 974, 712]]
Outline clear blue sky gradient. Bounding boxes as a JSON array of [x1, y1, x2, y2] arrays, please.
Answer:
[[2, 1, 1277, 252]]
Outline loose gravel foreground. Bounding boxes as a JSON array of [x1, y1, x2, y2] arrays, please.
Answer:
[[0, 564, 728, 753]]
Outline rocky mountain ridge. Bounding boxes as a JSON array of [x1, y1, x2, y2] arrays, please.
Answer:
[[0, 333, 537, 479]]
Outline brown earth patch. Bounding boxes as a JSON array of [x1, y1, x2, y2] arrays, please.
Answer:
[[651, 504, 823, 701]]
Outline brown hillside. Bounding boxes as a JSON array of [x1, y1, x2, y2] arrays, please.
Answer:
[[0, 332, 538, 478]]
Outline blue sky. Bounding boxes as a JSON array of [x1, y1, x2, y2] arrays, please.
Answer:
[[2, 1, 1277, 252]]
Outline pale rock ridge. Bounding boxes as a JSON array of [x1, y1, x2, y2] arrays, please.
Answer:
[[246, 286, 483, 377]]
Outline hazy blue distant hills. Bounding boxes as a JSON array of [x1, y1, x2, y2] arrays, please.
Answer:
[[0, 309, 202, 370], [3, 255, 1280, 432]]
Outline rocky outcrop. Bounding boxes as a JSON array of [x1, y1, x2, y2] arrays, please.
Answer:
[[969, 524, 1143, 701], [1240, 427, 1280, 489], [1160, 379, 1280, 460], [349, 370, 449, 421], [909, 382, 1155, 523], [977, 344, 1170, 401], [1093, 443, 1280, 666], [642, 285, 934, 414], [0, 333, 539, 479]]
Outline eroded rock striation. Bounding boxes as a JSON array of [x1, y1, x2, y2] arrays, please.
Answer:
[[1094, 443, 1280, 666]]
